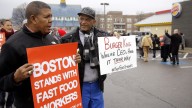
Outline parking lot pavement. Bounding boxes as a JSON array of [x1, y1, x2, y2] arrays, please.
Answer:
[[179, 47, 192, 54], [137, 49, 192, 60], [105, 53, 192, 108]]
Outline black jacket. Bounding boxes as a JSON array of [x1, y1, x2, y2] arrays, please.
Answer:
[[0, 25, 56, 108], [165, 33, 182, 55], [60, 27, 107, 92]]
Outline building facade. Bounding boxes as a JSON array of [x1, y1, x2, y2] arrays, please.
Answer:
[[50, 0, 81, 32], [96, 11, 153, 34], [171, 0, 192, 47], [135, 10, 172, 37], [135, 0, 192, 47]]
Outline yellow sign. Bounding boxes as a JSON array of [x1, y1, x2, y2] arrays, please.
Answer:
[[171, 3, 182, 17], [60, 0, 65, 3]]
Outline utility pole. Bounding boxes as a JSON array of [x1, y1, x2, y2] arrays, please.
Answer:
[[100, 3, 109, 31]]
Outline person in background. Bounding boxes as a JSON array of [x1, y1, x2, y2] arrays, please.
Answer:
[[138, 32, 145, 58], [50, 27, 61, 43], [165, 29, 182, 65], [0, 1, 81, 108], [0, 19, 14, 108], [151, 34, 160, 58], [113, 31, 121, 37], [161, 33, 171, 62], [122, 31, 126, 36], [180, 33, 185, 50], [61, 7, 109, 108], [50, 28, 66, 44], [57, 28, 66, 38], [109, 31, 114, 36], [0, 19, 14, 41], [141, 32, 153, 62]]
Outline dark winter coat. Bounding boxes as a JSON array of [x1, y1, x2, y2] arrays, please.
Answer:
[[60, 27, 107, 92], [0, 25, 56, 108], [165, 33, 182, 55]]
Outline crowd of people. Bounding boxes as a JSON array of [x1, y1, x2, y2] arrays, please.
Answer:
[[108, 30, 184, 64], [137, 29, 183, 65], [0, 1, 186, 108]]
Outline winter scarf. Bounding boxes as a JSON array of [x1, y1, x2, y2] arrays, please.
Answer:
[[83, 32, 99, 68]]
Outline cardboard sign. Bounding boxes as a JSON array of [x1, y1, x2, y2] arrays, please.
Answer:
[[0, 33, 5, 51], [27, 43, 82, 108], [98, 36, 137, 75]]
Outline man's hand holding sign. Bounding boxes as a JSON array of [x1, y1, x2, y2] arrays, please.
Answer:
[[13, 51, 81, 84], [13, 64, 34, 83]]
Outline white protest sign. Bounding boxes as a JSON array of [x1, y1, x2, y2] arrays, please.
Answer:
[[98, 36, 137, 75]]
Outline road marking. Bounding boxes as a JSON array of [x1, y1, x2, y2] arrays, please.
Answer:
[[183, 53, 188, 59], [156, 54, 160, 58], [180, 66, 192, 68], [137, 51, 190, 60]]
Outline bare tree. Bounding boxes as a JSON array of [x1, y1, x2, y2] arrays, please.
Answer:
[[136, 11, 145, 22], [95, 14, 101, 29], [12, 3, 27, 29], [135, 11, 154, 31], [135, 11, 145, 31]]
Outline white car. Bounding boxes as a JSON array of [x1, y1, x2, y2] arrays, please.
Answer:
[[129, 31, 151, 45]]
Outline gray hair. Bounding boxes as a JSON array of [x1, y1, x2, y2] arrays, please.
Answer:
[[173, 29, 179, 34]]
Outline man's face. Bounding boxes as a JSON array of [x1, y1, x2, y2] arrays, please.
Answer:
[[35, 8, 52, 35], [173, 29, 179, 34], [3, 21, 13, 32], [79, 15, 96, 32]]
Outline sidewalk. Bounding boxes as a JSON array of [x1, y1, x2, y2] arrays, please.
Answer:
[[179, 47, 192, 53]]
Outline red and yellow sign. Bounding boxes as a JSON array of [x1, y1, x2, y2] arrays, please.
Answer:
[[0, 33, 5, 50], [171, 3, 182, 17], [27, 43, 82, 108]]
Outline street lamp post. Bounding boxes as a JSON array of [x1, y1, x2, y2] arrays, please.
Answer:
[[100, 3, 109, 31]]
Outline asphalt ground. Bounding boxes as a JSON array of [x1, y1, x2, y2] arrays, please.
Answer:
[[104, 50, 192, 108]]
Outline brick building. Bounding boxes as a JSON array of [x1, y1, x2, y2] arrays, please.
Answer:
[[96, 11, 153, 34]]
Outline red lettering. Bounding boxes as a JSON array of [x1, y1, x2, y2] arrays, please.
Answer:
[[104, 37, 123, 50], [104, 37, 110, 50]]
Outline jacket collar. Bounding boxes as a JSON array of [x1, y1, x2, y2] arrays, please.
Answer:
[[22, 25, 47, 38]]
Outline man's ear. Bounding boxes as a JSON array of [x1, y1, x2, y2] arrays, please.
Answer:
[[30, 15, 37, 24], [92, 19, 96, 25]]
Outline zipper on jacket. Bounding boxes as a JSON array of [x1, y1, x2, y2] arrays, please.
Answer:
[[41, 36, 46, 45]]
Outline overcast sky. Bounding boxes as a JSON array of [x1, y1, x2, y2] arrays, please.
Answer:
[[0, 0, 184, 19]]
